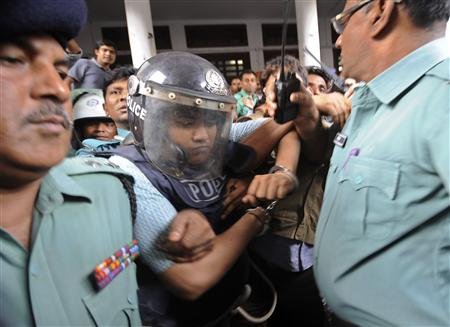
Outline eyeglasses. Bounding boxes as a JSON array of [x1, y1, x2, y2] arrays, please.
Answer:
[[331, 0, 374, 34], [331, 0, 403, 34]]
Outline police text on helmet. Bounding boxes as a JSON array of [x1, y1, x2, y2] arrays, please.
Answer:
[[127, 96, 147, 121]]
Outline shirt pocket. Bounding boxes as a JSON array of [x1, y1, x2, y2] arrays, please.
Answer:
[[82, 270, 140, 326], [338, 156, 401, 239]]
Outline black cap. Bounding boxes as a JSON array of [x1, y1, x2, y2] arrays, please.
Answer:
[[0, 0, 87, 47]]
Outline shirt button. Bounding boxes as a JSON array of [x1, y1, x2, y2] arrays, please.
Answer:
[[127, 295, 134, 304], [29, 264, 39, 277], [354, 175, 363, 184]]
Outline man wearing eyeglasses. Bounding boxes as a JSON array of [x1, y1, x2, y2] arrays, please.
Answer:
[[267, 0, 449, 325]]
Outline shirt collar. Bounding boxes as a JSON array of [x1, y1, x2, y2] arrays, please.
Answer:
[[117, 128, 131, 138], [239, 89, 255, 97], [367, 38, 449, 104], [91, 58, 110, 71]]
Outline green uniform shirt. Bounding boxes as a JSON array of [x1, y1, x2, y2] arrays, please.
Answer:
[[0, 157, 141, 326], [314, 38, 450, 325]]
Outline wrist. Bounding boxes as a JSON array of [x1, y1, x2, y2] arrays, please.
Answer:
[[269, 164, 299, 189], [245, 207, 268, 231]]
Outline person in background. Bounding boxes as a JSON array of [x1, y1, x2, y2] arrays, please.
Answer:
[[103, 66, 136, 139], [71, 92, 122, 156], [229, 76, 241, 95], [247, 55, 351, 327], [306, 66, 333, 95], [234, 69, 259, 117], [68, 39, 117, 89]]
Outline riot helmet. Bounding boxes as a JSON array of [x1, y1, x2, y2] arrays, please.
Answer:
[[127, 51, 236, 180]]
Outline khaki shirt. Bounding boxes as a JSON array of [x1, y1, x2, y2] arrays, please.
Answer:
[[270, 157, 329, 245], [0, 157, 141, 326]]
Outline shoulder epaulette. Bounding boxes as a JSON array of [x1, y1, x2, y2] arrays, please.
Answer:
[[58, 157, 137, 222], [58, 157, 129, 177]]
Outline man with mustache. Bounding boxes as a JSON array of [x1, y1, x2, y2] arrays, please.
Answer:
[[0, 0, 143, 325], [267, 0, 450, 325]]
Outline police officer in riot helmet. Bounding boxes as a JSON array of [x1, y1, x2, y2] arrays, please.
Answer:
[[110, 52, 300, 326], [127, 51, 234, 181]]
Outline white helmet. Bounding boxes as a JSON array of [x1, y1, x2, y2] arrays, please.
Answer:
[[73, 92, 111, 122]]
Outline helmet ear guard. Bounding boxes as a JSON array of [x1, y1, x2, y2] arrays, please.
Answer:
[[127, 75, 141, 97]]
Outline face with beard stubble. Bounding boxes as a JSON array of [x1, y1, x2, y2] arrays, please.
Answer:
[[0, 35, 72, 187]]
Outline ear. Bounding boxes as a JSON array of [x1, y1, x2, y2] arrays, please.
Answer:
[[367, 0, 398, 37], [103, 103, 109, 115]]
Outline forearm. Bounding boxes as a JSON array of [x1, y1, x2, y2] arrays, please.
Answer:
[[293, 105, 329, 164], [66, 39, 82, 54], [160, 212, 262, 300], [274, 129, 301, 172], [240, 119, 294, 168]]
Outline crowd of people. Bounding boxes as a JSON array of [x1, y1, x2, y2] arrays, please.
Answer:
[[1, 0, 449, 326]]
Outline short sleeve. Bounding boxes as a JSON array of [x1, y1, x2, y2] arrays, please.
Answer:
[[68, 59, 87, 83], [109, 155, 176, 274], [229, 118, 269, 142]]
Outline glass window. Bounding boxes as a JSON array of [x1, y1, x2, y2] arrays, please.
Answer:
[[154, 26, 172, 50], [101, 27, 130, 51], [196, 52, 251, 80], [101, 26, 172, 51], [185, 25, 248, 48], [262, 24, 298, 46]]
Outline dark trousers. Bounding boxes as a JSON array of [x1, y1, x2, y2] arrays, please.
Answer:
[[249, 253, 325, 327]]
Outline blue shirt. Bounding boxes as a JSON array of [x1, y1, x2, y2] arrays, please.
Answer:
[[110, 119, 269, 273], [314, 38, 450, 326]]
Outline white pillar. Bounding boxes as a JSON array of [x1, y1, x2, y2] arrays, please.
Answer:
[[294, 0, 321, 66], [124, 0, 157, 68], [246, 21, 265, 71]]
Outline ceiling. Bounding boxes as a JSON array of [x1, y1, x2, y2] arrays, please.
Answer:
[[85, 0, 344, 22]]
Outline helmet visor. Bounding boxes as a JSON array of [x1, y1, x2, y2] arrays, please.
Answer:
[[143, 98, 232, 180]]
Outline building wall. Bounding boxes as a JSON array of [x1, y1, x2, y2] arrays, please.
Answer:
[[76, 16, 336, 72]]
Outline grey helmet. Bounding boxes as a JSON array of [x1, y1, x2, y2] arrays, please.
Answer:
[[127, 51, 236, 180]]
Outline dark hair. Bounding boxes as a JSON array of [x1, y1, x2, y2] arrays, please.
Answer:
[[239, 69, 256, 80], [402, 0, 449, 28], [103, 66, 136, 97], [306, 66, 331, 84], [94, 39, 117, 52], [260, 55, 307, 88]]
